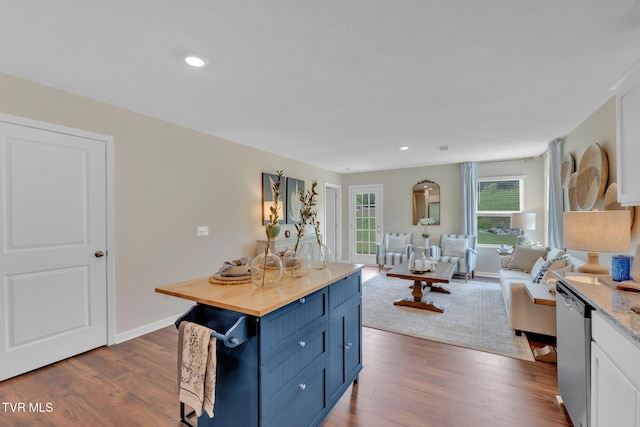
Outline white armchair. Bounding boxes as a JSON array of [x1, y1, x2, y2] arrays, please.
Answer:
[[375, 233, 414, 272], [429, 234, 477, 282]]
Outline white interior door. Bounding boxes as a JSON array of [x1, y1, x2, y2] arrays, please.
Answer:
[[349, 185, 382, 264], [324, 183, 341, 262], [0, 121, 108, 381]]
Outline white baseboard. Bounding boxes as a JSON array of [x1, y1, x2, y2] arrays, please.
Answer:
[[115, 314, 180, 344]]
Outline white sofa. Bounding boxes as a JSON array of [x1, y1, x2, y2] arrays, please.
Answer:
[[499, 246, 585, 337]]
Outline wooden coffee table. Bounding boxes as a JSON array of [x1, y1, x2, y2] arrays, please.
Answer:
[[387, 262, 456, 313]]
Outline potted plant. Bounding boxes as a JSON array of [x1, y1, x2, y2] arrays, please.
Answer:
[[418, 217, 435, 246]]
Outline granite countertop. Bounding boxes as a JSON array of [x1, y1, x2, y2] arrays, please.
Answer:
[[555, 272, 640, 347]]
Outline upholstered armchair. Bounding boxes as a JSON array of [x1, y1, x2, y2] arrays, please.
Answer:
[[429, 234, 477, 282], [375, 232, 414, 272]]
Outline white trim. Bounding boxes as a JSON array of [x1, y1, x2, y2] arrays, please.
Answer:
[[115, 314, 179, 344], [0, 112, 117, 346], [324, 182, 342, 262], [348, 184, 383, 264], [105, 135, 116, 345]]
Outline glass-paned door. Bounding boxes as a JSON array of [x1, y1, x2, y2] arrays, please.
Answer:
[[349, 185, 382, 264]]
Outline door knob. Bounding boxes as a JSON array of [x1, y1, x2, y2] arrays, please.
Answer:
[[95, 250, 105, 258]]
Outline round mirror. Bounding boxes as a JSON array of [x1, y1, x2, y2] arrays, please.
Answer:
[[412, 180, 440, 225]]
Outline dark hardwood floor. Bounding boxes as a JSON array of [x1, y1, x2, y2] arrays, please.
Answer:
[[0, 324, 570, 426], [0, 267, 569, 426]]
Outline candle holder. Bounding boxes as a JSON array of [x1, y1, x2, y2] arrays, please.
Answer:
[[409, 251, 429, 273]]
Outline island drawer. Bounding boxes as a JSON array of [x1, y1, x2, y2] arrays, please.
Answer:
[[260, 287, 327, 361], [261, 362, 327, 427], [330, 274, 361, 309], [260, 324, 327, 405]]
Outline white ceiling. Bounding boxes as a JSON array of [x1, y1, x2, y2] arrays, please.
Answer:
[[2, 1, 640, 173]]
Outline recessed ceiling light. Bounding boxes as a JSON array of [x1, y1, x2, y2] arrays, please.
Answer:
[[438, 145, 450, 151], [399, 146, 409, 151], [185, 55, 208, 67]]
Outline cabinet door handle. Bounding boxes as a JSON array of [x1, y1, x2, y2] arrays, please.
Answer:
[[298, 341, 306, 348], [344, 342, 352, 350], [298, 383, 306, 391], [299, 297, 306, 304]]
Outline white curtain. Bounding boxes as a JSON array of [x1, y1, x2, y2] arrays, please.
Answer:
[[548, 139, 564, 248], [460, 162, 477, 236]]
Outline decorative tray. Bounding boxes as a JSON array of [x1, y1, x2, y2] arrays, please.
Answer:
[[209, 273, 252, 285], [410, 269, 434, 274]]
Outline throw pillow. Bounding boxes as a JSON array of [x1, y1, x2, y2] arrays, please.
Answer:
[[386, 235, 407, 253], [504, 245, 549, 273], [530, 257, 546, 280], [546, 248, 566, 261], [544, 263, 574, 292], [532, 256, 569, 284], [442, 237, 468, 257]]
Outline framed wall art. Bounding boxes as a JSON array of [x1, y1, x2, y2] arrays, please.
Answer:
[[285, 177, 305, 224], [262, 172, 286, 225]]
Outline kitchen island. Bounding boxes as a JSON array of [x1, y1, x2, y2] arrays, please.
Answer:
[[156, 262, 364, 427]]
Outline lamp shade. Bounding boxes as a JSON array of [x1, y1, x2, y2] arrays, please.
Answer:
[[564, 211, 630, 253], [263, 201, 283, 224], [511, 212, 536, 230]]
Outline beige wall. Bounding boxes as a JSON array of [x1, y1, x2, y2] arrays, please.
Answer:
[[562, 96, 639, 265], [0, 72, 341, 337], [340, 164, 461, 255]]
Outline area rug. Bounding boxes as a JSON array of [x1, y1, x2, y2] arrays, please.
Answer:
[[362, 274, 535, 361]]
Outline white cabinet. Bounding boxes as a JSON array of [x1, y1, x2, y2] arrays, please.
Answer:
[[256, 234, 320, 255], [591, 311, 640, 427], [616, 66, 640, 206], [591, 343, 638, 426]]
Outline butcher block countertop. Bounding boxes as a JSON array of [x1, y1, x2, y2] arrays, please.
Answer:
[[155, 262, 364, 317]]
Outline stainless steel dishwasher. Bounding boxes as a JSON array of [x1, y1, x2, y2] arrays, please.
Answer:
[[556, 279, 593, 427]]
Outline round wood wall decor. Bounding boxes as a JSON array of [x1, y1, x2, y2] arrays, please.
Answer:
[[604, 183, 635, 228], [576, 143, 608, 211], [568, 172, 579, 211], [561, 152, 574, 188]]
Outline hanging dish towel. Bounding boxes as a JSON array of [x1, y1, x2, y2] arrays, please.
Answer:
[[177, 321, 217, 418]]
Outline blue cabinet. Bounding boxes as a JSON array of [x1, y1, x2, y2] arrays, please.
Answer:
[[327, 273, 363, 407], [190, 271, 362, 427], [260, 288, 329, 427]]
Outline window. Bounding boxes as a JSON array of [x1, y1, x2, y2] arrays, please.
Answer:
[[355, 192, 377, 255], [477, 176, 523, 245]]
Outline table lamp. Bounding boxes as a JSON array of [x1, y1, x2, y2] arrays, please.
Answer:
[[511, 212, 536, 245], [563, 210, 631, 274], [263, 200, 283, 225]]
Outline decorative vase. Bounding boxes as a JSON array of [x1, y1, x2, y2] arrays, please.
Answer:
[[310, 242, 332, 269], [266, 223, 281, 239], [283, 247, 310, 277], [423, 237, 430, 248], [612, 254, 633, 282], [251, 249, 283, 287]]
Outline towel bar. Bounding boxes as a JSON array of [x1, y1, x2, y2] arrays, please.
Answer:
[[175, 304, 251, 348]]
